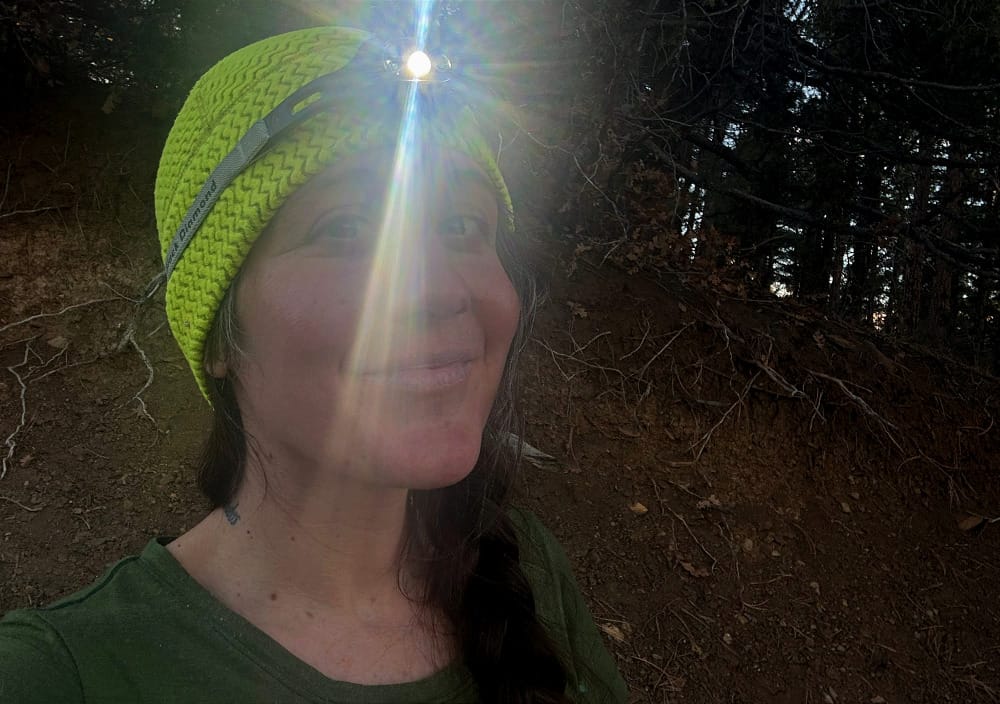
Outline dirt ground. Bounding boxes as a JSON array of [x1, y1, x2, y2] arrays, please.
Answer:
[[2, 95, 999, 703]]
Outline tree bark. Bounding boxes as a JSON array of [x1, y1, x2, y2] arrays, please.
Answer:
[[844, 155, 883, 325]]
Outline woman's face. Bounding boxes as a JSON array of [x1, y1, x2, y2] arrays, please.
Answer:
[[222, 147, 520, 490]]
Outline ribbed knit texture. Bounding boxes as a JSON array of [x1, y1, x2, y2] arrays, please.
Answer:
[[154, 26, 512, 399]]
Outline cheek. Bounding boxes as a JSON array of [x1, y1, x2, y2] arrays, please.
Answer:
[[238, 261, 365, 366], [478, 263, 521, 360]]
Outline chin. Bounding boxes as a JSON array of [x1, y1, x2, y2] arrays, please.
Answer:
[[380, 423, 486, 490]]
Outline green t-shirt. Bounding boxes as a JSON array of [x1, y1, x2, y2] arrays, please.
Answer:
[[0, 510, 626, 703]]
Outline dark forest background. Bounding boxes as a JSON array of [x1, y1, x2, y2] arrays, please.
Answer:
[[2, 0, 998, 371]]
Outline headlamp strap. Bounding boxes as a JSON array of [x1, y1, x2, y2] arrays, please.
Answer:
[[161, 38, 391, 283], [160, 36, 451, 287], [162, 121, 270, 280]]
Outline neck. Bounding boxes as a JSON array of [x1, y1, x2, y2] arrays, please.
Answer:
[[170, 453, 417, 624]]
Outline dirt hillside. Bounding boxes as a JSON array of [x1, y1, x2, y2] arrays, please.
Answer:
[[2, 95, 999, 704]]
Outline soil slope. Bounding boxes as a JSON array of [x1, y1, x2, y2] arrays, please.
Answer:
[[2, 97, 998, 703]]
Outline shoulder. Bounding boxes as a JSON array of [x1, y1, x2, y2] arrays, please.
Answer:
[[0, 541, 164, 702], [0, 607, 84, 702], [506, 508, 579, 634], [0, 600, 86, 702], [14, 541, 165, 631], [507, 508, 629, 703], [508, 507, 574, 574]]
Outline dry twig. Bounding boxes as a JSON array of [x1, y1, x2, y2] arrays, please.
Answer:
[[2, 345, 31, 479], [0, 495, 43, 512], [808, 369, 904, 452], [0, 205, 70, 220], [690, 371, 760, 461], [0, 297, 118, 336], [118, 328, 158, 429]]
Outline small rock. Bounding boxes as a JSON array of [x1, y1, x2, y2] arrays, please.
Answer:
[[840, 501, 852, 514], [810, 581, 821, 594], [46, 335, 69, 349], [723, 632, 733, 645], [870, 697, 887, 704], [742, 538, 755, 553], [629, 502, 648, 515], [771, 549, 781, 557]]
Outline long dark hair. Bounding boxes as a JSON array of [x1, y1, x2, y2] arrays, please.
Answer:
[[199, 213, 572, 703]]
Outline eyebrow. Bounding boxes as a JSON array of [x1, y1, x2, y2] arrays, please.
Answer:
[[307, 167, 380, 193], [303, 165, 498, 205]]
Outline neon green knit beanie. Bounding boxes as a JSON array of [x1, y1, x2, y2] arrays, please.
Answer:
[[154, 26, 512, 400]]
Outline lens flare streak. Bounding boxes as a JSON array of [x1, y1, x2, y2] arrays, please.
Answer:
[[342, 0, 438, 441]]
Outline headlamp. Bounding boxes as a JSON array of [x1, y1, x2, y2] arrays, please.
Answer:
[[404, 50, 433, 80], [159, 37, 459, 285], [387, 48, 452, 84]]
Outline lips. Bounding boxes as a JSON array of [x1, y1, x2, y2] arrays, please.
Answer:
[[357, 350, 479, 391]]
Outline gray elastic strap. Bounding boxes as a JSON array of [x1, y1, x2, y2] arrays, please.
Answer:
[[159, 38, 394, 283], [163, 121, 272, 279]]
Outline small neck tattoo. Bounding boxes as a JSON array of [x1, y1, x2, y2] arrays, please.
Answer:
[[223, 503, 241, 526]]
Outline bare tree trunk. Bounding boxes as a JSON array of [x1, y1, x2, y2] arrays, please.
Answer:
[[898, 240, 925, 335], [923, 262, 953, 343], [698, 118, 735, 269], [899, 150, 934, 336], [685, 182, 700, 243], [829, 234, 845, 312], [924, 156, 965, 343], [797, 227, 832, 300], [844, 155, 883, 325]]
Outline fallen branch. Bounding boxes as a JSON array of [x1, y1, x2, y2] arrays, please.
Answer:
[[119, 328, 158, 429], [638, 323, 693, 381], [691, 371, 760, 461], [0, 205, 71, 220], [0, 495, 42, 512], [808, 369, 904, 453], [2, 345, 31, 479], [0, 297, 118, 336], [753, 356, 806, 399], [25, 345, 69, 381], [665, 503, 718, 570], [30, 355, 100, 383]]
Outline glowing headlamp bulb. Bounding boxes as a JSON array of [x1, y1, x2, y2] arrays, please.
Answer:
[[405, 50, 433, 79]]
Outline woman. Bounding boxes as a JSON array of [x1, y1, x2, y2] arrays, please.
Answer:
[[0, 26, 627, 703]]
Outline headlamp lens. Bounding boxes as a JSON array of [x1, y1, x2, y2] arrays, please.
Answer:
[[404, 50, 433, 79]]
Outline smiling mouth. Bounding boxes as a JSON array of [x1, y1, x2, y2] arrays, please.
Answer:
[[357, 354, 477, 391]]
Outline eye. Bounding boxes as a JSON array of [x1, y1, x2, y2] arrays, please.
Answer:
[[439, 215, 490, 248], [310, 213, 372, 241]]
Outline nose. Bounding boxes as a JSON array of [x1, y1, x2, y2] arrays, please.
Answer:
[[401, 230, 471, 322]]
